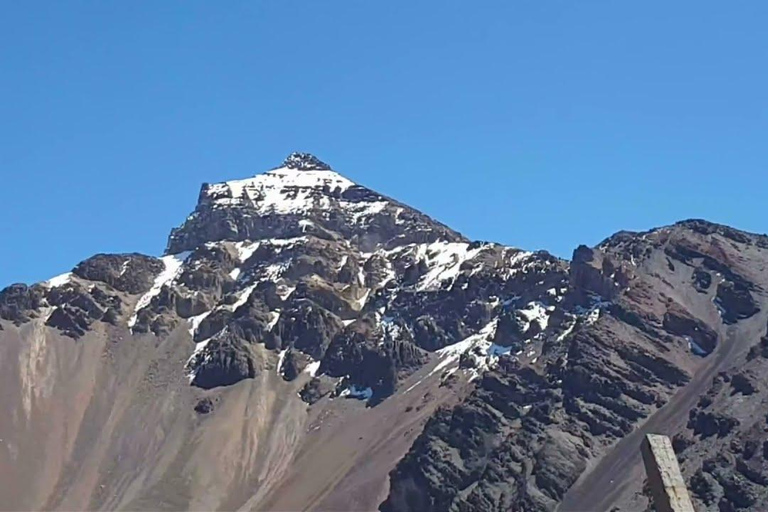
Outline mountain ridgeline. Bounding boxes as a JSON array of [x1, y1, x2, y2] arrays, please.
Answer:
[[2, 153, 768, 511]]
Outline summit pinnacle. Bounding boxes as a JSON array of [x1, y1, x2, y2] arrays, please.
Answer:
[[280, 152, 332, 171]]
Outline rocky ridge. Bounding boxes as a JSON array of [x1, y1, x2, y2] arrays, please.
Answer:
[[2, 154, 767, 511]]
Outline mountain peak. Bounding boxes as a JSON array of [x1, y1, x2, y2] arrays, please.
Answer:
[[165, 155, 465, 254], [280, 152, 332, 171]]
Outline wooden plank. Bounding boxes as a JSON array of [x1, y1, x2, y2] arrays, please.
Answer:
[[641, 434, 695, 512]]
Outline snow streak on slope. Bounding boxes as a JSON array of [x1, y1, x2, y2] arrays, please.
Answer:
[[432, 320, 500, 377], [128, 253, 189, 328]]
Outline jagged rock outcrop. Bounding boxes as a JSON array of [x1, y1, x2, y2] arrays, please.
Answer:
[[73, 253, 165, 295], [0, 283, 47, 324]]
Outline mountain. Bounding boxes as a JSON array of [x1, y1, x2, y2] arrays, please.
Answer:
[[1, 153, 768, 512]]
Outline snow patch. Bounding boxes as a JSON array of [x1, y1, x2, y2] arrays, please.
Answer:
[[187, 310, 212, 339], [276, 349, 288, 374], [432, 320, 499, 376], [356, 264, 366, 287], [265, 237, 307, 248], [266, 310, 281, 331], [416, 242, 484, 291], [304, 360, 321, 377], [206, 168, 355, 213], [517, 301, 552, 332], [234, 241, 260, 263], [500, 250, 534, 278], [403, 376, 426, 394], [185, 336, 215, 383], [44, 272, 72, 288], [574, 295, 611, 327], [262, 262, 289, 282], [586, 307, 601, 325], [276, 284, 295, 301], [227, 284, 257, 312], [556, 319, 577, 342], [352, 289, 370, 311], [713, 296, 728, 319], [340, 200, 389, 223], [380, 315, 403, 340]]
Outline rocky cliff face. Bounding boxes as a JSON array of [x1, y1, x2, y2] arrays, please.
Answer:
[[2, 154, 767, 511], [382, 220, 768, 512]]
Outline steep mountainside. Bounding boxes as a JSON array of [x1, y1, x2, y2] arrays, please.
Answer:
[[2, 154, 767, 511]]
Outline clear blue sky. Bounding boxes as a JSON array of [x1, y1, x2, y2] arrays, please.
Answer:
[[2, 2, 767, 287]]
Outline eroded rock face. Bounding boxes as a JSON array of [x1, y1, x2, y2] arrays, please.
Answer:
[[173, 198, 571, 395], [384, 220, 768, 512], [716, 280, 760, 324], [0, 284, 46, 324], [73, 253, 164, 295], [0, 276, 127, 338], [189, 333, 258, 389], [660, 317, 768, 512], [276, 300, 343, 359], [663, 306, 719, 355]]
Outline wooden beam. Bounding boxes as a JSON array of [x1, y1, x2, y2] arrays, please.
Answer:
[[641, 434, 695, 512]]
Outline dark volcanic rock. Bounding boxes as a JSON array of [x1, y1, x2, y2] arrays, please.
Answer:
[[299, 377, 335, 404], [493, 307, 526, 349], [73, 253, 164, 295], [44, 283, 115, 338], [688, 409, 740, 439], [729, 372, 757, 396], [280, 350, 305, 381], [228, 295, 279, 348], [569, 245, 624, 303], [715, 280, 760, 324], [321, 332, 397, 401], [281, 152, 332, 171], [46, 305, 92, 338], [0, 284, 46, 324], [190, 334, 257, 390], [663, 306, 718, 355], [680, 328, 768, 512], [692, 267, 713, 292], [382, 361, 584, 512], [194, 397, 215, 414], [276, 299, 343, 358]]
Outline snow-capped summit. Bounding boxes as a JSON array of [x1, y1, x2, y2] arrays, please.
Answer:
[[280, 152, 332, 171], [200, 158, 355, 211], [167, 154, 464, 254]]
